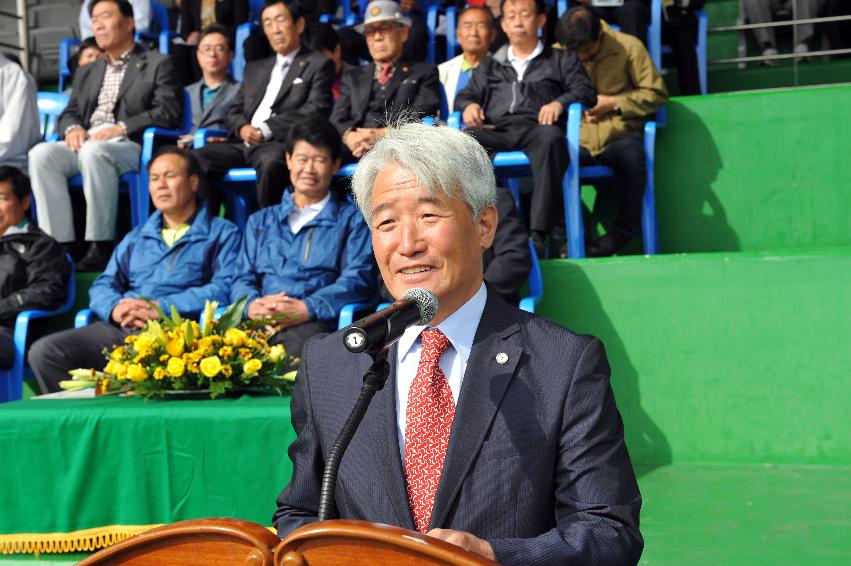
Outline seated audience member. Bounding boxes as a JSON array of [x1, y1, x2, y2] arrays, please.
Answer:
[[0, 167, 71, 369], [193, 0, 335, 209], [743, 0, 825, 60], [438, 4, 497, 113], [170, 0, 248, 85], [64, 37, 105, 96], [454, 0, 596, 257], [331, 0, 441, 163], [660, 0, 706, 95], [304, 23, 344, 100], [181, 24, 240, 144], [79, 0, 151, 39], [558, 6, 667, 257], [0, 53, 39, 171], [576, 0, 650, 45], [28, 0, 183, 272], [397, 0, 434, 62], [28, 148, 241, 393], [230, 118, 376, 359]]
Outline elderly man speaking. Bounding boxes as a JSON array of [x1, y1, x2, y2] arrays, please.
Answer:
[[273, 123, 643, 565]]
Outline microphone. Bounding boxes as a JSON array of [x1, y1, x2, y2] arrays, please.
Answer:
[[343, 288, 438, 354]]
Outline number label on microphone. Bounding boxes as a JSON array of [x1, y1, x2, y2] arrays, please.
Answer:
[[345, 332, 365, 351]]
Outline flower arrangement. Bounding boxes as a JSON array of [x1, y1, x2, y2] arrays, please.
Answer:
[[61, 298, 297, 399]]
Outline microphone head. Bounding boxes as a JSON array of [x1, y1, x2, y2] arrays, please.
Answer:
[[402, 288, 438, 325]]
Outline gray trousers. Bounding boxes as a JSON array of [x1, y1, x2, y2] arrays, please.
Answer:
[[28, 321, 135, 393], [27, 139, 141, 243], [743, 0, 825, 46]]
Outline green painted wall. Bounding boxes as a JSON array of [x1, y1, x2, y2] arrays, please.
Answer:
[[655, 85, 851, 253], [537, 249, 851, 467]]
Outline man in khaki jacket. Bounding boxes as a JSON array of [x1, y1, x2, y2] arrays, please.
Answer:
[[557, 5, 667, 257]]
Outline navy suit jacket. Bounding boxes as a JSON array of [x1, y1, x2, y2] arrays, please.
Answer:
[[274, 288, 643, 565]]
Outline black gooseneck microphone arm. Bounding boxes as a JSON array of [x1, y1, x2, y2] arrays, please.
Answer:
[[317, 347, 391, 522]]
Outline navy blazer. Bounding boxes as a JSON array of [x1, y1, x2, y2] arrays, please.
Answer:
[[274, 288, 643, 565]]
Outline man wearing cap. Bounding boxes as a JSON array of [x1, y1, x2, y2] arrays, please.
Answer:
[[330, 0, 441, 163]]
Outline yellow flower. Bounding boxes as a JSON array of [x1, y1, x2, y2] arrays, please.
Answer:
[[218, 346, 234, 359], [127, 364, 148, 382], [196, 337, 213, 356], [104, 359, 123, 376], [159, 354, 169, 362], [167, 357, 185, 378], [224, 328, 247, 347], [239, 348, 252, 360], [124, 335, 137, 344], [269, 344, 285, 362], [134, 335, 154, 357], [166, 338, 184, 357], [243, 358, 262, 375], [222, 365, 233, 378], [153, 367, 166, 380], [110, 346, 126, 360], [200, 355, 222, 378]]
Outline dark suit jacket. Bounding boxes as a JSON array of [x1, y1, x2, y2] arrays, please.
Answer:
[[179, 0, 248, 39], [225, 48, 335, 141], [329, 61, 441, 135], [484, 187, 531, 305], [274, 288, 643, 565], [186, 77, 240, 131], [57, 44, 183, 144]]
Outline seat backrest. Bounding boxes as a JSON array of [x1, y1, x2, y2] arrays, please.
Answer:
[[77, 518, 278, 565], [150, 1, 170, 34], [36, 91, 69, 141], [527, 239, 543, 301]]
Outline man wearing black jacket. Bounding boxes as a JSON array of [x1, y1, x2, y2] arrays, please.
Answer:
[[193, 0, 335, 209], [330, 0, 441, 164], [0, 167, 70, 368], [455, 0, 596, 256]]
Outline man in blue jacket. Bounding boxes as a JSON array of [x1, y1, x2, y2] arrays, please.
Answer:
[[230, 117, 376, 359], [29, 148, 242, 393]]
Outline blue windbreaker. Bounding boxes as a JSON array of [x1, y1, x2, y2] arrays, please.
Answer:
[[230, 190, 377, 325], [89, 207, 242, 321]]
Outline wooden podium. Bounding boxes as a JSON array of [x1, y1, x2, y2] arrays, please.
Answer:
[[78, 518, 500, 565]]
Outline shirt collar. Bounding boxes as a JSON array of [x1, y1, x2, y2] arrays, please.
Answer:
[[293, 192, 331, 214], [507, 40, 544, 64], [396, 282, 488, 365], [276, 48, 300, 69], [3, 218, 29, 236], [108, 47, 134, 67]]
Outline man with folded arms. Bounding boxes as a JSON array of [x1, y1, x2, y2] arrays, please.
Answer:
[[454, 0, 596, 257], [273, 122, 642, 565], [28, 0, 182, 272], [29, 148, 241, 393], [330, 0, 440, 163], [193, 0, 335, 209]]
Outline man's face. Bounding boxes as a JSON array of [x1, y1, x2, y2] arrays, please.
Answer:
[[501, 0, 545, 46], [457, 9, 495, 56], [370, 163, 497, 324], [78, 46, 103, 67], [262, 2, 304, 55], [148, 154, 199, 215], [285, 141, 339, 202], [196, 32, 232, 75], [574, 37, 603, 63], [364, 22, 409, 64], [91, 1, 134, 52], [0, 181, 29, 235]]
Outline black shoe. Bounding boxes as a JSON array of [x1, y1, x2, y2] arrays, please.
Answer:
[[75, 241, 114, 272], [587, 231, 631, 258], [529, 231, 547, 258]]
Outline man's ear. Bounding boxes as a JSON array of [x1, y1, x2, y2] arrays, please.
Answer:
[[296, 17, 306, 36], [478, 203, 499, 250], [190, 174, 200, 193], [400, 25, 410, 44]]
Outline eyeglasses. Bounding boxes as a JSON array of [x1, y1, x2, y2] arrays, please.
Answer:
[[199, 45, 228, 54], [364, 23, 401, 37]]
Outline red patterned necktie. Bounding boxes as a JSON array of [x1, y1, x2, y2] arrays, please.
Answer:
[[378, 62, 393, 86], [404, 328, 454, 533]]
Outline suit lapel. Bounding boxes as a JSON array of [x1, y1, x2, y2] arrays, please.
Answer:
[[352, 63, 375, 124], [246, 56, 277, 118], [381, 62, 412, 104], [116, 48, 145, 102], [271, 51, 306, 108], [82, 60, 107, 121], [363, 345, 416, 530], [429, 293, 523, 529]]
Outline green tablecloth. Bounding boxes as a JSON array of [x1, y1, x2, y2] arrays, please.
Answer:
[[0, 395, 295, 554]]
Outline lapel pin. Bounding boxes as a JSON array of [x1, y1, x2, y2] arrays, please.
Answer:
[[402, 66, 409, 72], [495, 352, 508, 364], [299, 60, 305, 67]]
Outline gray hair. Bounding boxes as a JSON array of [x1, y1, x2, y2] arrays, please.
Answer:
[[351, 122, 497, 224]]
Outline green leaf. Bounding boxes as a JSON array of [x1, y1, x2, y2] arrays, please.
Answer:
[[170, 305, 183, 327], [209, 380, 232, 399], [201, 300, 219, 337], [140, 296, 170, 327], [216, 296, 249, 332], [281, 370, 297, 382], [183, 319, 195, 349]]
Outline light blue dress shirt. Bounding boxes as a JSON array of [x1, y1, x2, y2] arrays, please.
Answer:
[[394, 283, 488, 461]]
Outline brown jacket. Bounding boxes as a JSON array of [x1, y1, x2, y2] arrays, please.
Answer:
[[577, 22, 668, 156]]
